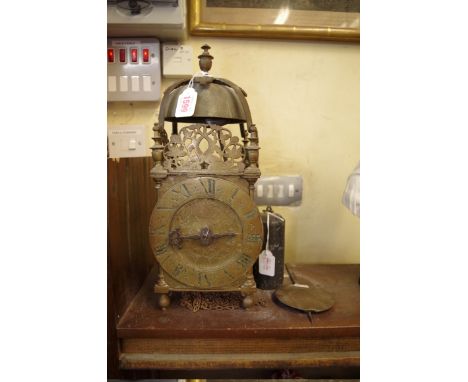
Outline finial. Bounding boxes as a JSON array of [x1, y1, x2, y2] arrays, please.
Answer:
[[198, 44, 213, 72]]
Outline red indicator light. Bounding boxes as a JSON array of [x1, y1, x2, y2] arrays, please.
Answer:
[[119, 48, 126, 63], [107, 48, 114, 63], [131, 48, 138, 63], [143, 48, 150, 63]]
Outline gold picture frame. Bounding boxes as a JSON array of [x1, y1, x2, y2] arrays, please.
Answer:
[[189, 0, 360, 42]]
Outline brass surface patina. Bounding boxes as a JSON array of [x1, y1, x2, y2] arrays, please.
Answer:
[[149, 45, 263, 309], [150, 177, 263, 289]]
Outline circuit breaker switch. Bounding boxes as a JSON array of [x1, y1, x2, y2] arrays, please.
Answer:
[[107, 49, 115, 63], [131, 48, 138, 63], [128, 139, 136, 150], [119, 48, 126, 63], [142, 48, 150, 63]]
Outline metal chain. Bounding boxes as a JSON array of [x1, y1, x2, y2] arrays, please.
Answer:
[[180, 292, 267, 311]]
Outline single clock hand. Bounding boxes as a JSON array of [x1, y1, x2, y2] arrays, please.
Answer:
[[169, 227, 237, 248]]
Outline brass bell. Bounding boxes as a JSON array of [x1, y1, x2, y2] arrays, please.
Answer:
[[158, 44, 253, 126]]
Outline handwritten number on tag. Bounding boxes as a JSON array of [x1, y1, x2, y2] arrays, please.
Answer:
[[259, 249, 275, 277], [175, 88, 197, 118]]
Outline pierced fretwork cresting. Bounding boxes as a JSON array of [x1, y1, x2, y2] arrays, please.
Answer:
[[163, 124, 246, 173]]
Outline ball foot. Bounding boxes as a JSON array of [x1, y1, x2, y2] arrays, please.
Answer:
[[158, 293, 171, 310], [242, 294, 254, 309]]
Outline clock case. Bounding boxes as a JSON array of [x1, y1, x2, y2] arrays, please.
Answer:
[[150, 45, 263, 309]]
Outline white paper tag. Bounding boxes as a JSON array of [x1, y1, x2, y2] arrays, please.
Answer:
[[175, 87, 197, 118], [259, 249, 275, 277]]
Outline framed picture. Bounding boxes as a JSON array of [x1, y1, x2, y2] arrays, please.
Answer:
[[189, 0, 360, 42]]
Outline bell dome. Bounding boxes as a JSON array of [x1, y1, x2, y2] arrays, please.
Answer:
[[157, 44, 253, 126]]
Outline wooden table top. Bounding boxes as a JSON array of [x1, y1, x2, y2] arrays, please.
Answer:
[[117, 264, 359, 339]]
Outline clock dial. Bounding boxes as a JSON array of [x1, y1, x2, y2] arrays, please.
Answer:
[[149, 177, 263, 288]]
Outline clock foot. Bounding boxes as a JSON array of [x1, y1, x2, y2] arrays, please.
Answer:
[[158, 293, 171, 310], [242, 294, 254, 309]]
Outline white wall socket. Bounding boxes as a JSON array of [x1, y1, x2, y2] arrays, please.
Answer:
[[108, 125, 150, 158], [254, 176, 303, 206]]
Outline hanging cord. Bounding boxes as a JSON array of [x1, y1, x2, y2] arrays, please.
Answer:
[[186, 70, 211, 90], [265, 211, 270, 253]]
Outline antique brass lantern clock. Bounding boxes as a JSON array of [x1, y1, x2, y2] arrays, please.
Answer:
[[149, 45, 263, 309]]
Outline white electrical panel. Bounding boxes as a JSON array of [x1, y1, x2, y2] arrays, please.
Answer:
[[162, 44, 193, 78], [107, 0, 187, 41], [107, 38, 161, 102], [108, 125, 150, 158]]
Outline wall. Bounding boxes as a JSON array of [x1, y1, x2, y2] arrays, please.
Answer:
[[107, 36, 360, 264]]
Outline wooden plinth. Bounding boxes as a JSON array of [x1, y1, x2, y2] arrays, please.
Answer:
[[116, 264, 360, 372]]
